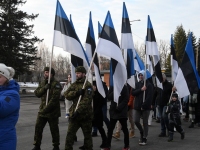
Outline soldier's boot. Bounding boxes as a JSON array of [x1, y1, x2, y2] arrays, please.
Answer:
[[52, 146, 60, 150], [180, 131, 185, 140], [32, 145, 41, 150], [168, 132, 173, 142], [112, 132, 120, 139]]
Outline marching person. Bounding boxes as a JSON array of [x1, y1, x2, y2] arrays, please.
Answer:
[[132, 70, 153, 145], [166, 93, 185, 142], [32, 67, 62, 150], [103, 85, 130, 150], [61, 74, 72, 119], [0, 63, 20, 150], [64, 66, 93, 150]]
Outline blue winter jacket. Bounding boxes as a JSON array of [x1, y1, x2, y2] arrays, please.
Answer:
[[0, 80, 20, 150]]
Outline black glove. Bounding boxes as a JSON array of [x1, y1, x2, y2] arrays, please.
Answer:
[[76, 89, 85, 96], [44, 83, 51, 90], [71, 111, 79, 119]]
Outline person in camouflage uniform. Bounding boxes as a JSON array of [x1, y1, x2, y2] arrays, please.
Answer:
[[64, 66, 93, 150], [32, 67, 62, 150]]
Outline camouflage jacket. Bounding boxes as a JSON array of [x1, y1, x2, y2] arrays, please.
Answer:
[[64, 77, 93, 120], [34, 77, 61, 118]]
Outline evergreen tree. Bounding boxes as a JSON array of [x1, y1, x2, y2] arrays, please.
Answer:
[[173, 25, 187, 65], [0, 0, 42, 76]]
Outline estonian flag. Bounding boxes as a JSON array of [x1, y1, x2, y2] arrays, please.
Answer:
[[146, 15, 163, 89], [174, 32, 200, 98], [121, 2, 134, 49], [98, 21, 102, 38], [121, 2, 135, 88], [69, 14, 84, 82], [171, 34, 179, 82], [53, 0, 89, 67], [96, 11, 127, 103], [85, 12, 105, 97]]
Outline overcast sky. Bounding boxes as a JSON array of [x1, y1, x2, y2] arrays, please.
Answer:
[[20, 0, 200, 55]]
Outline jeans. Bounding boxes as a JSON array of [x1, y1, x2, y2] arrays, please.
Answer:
[[157, 105, 169, 134]]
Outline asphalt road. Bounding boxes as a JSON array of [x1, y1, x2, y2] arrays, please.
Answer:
[[17, 95, 200, 150]]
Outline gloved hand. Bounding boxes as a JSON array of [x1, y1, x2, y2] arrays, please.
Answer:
[[76, 89, 85, 96], [44, 83, 51, 90], [71, 111, 79, 119]]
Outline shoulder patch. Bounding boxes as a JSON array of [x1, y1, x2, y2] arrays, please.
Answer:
[[5, 97, 11, 103], [55, 84, 61, 89], [87, 87, 92, 95]]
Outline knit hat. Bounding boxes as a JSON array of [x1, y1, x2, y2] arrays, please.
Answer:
[[44, 67, 55, 76], [75, 66, 86, 73], [172, 93, 178, 98], [0, 63, 15, 80], [138, 70, 145, 77]]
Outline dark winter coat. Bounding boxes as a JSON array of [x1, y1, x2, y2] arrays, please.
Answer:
[[108, 85, 129, 120], [34, 77, 62, 118], [160, 80, 172, 106], [92, 90, 104, 127], [132, 80, 153, 110], [167, 100, 181, 125]]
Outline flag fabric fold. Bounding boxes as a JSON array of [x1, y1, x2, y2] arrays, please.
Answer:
[[170, 34, 179, 82], [53, 0, 89, 67], [85, 12, 105, 97], [69, 14, 84, 82], [96, 11, 127, 103], [174, 32, 200, 98], [146, 15, 163, 89]]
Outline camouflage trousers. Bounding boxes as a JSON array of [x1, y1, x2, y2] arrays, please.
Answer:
[[33, 115, 60, 146], [65, 118, 93, 150]]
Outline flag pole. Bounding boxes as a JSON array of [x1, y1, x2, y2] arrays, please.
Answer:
[[75, 50, 97, 111], [46, 45, 54, 105], [143, 44, 147, 103]]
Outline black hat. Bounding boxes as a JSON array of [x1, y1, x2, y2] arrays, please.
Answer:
[[44, 67, 55, 76], [75, 66, 86, 73], [172, 93, 178, 98]]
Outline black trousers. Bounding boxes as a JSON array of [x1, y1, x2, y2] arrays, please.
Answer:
[[106, 118, 129, 147]]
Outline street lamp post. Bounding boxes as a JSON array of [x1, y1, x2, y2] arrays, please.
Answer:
[[129, 19, 141, 25]]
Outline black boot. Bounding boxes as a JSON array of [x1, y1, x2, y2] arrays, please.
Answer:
[[189, 122, 194, 128], [32, 145, 41, 150], [181, 131, 185, 140], [74, 135, 77, 142], [168, 132, 173, 142], [53, 146, 60, 150], [79, 145, 85, 150]]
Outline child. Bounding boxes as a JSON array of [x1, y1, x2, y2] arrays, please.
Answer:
[[167, 93, 185, 142]]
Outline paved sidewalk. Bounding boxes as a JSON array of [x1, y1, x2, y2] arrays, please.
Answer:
[[17, 96, 200, 150]]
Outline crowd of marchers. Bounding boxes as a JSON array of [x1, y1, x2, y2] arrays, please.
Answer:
[[1, 64, 200, 150]]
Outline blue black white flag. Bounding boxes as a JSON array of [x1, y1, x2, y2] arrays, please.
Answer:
[[96, 11, 127, 103], [85, 12, 105, 97], [174, 32, 200, 98], [69, 14, 84, 82], [98, 21, 102, 38], [171, 34, 179, 82], [146, 15, 163, 89], [53, 0, 89, 68]]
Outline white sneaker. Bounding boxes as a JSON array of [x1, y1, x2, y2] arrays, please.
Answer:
[[65, 113, 69, 119]]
